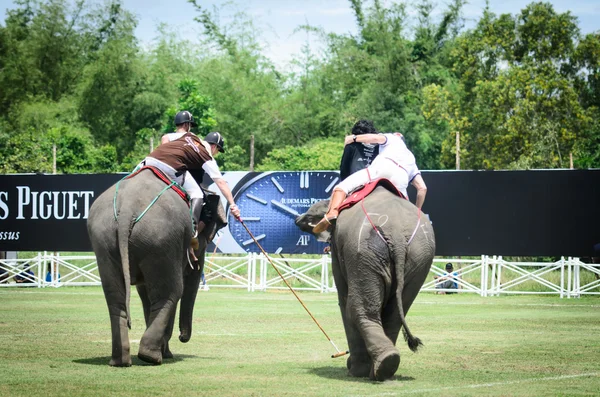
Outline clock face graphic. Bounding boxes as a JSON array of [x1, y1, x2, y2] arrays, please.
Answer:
[[227, 171, 340, 254]]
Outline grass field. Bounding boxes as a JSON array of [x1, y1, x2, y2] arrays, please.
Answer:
[[0, 288, 598, 397]]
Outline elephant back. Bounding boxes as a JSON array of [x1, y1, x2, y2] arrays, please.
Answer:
[[336, 187, 426, 242], [115, 170, 193, 249]]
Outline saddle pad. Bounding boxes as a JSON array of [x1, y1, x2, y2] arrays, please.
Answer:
[[338, 178, 406, 213], [129, 166, 190, 204]]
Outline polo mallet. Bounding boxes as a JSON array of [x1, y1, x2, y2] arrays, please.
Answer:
[[236, 215, 349, 359]]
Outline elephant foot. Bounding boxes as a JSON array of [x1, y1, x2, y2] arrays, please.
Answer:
[[138, 346, 162, 365], [179, 330, 191, 343], [347, 355, 371, 378], [372, 350, 400, 381], [109, 356, 132, 367], [162, 343, 174, 359]]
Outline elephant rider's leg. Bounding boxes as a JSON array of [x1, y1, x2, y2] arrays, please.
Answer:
[[183, 174, 205, 257], [313, 189, 347, 233], [313, 167, 371, 233]]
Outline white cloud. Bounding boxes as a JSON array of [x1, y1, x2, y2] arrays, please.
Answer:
[[280, 9, 308, 17], [317, 7, 352, 16]]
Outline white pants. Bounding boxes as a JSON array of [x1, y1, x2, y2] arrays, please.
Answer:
[[142, 157, 203, 200], [336, 156, 409, 197]]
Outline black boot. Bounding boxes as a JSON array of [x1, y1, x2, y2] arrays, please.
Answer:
[[190, 198, 205, 251]]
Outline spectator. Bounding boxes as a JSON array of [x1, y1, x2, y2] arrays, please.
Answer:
[[15, 264, 34, 284], [434, 263, 460, 294]]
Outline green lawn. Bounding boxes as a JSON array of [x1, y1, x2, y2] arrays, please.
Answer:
[[0, 288, 598, 396]]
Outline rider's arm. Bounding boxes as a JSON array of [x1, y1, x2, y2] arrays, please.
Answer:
[[345, 133, 386, 146], [201, 159, 240, 219], [160, 134, 170, 145], [411, 174, 427, 210], [213, 178, 240, 218]]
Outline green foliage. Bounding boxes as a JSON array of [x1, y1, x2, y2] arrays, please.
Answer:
[[257, 139, 344, 171], [0, 0, 599, 173], [162, 79, 217, 136]]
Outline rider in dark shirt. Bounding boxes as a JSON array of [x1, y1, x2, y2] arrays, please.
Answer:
[[339, 120, 380, 180]]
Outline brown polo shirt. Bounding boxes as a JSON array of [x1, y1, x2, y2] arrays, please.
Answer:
[[149, 132, 213, 173]]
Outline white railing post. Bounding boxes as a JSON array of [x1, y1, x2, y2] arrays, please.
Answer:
[[248, 253, 254, 292], [490, 255, 497, 296], [496, 256, 502, 296], [574, 258, 581, 298], [480, 255, 487, 297], [261, 254, 267, 292], [323, 255, 331, 293], [560, 257, 565, 299], [36, 253, 42, 288], [42, 251, 48, 287]]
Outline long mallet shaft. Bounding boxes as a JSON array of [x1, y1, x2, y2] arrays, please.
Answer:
[[237, 216, 348, 358]]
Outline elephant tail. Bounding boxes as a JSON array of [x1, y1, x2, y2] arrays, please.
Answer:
[[397, 292, 423, 352], [117, 211, 135, 330], [394, 255, 423, 353]]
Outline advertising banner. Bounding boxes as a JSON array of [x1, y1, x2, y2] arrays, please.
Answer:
[[0, 169, 598, 256]]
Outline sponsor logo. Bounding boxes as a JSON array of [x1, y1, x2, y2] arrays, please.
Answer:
[[0, 186, 94, 220], [280, 197, 322, 208], [0, 231, 20, 240]]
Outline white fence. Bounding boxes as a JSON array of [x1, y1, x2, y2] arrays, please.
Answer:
[[1, 253, 598, 298]]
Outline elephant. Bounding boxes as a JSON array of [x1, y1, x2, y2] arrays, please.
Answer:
[[295, 183, 435, 381], [87, 167, 226, 366]]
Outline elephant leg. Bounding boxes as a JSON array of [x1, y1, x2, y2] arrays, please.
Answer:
[[136, 284, 151, 326], [331, 253, 370, 377], [137, 259, 184, 365], [98, 256, 131, 367], [162, 304, 176, 359], [136, 284, 173, 359], [382, 295, 401, 345], [179, 264, 203, 343], [347, 279, 399, 382]]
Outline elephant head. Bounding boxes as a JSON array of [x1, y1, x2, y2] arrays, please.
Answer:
[[294, 199, 332, 243]]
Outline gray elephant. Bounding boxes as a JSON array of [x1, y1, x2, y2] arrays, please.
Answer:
[[295, 185, 435, 381], [87, 168, 226, 366]]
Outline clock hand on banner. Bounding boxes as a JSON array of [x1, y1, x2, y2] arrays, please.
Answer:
[[228, 171, 339, 253]]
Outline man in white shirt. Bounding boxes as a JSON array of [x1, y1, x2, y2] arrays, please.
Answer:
[[313, 132, 427, 233]]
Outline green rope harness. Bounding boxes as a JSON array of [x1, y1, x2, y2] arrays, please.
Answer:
[[113, 166, 193, 225]]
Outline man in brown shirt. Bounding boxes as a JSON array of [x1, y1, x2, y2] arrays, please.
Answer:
[[143, 131, 240, 240]]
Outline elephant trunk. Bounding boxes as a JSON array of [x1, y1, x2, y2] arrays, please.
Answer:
[[178, 264, 203, 343]]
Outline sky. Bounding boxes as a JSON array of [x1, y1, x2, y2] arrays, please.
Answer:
[[1, 0, 599, 68]]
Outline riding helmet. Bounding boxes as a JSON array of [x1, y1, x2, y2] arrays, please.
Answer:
[[174, 110, 197, 127], [205, 132, 225, 153]]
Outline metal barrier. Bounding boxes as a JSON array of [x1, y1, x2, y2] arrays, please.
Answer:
[[569, 257, 600, 297], [1, 253, 598, 298], [421, 256, 486, 295]]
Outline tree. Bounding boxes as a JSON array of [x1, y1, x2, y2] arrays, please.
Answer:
[[162, 79, 217, 136], [431, 2, 591, 169], [257, 138, 344, 171]]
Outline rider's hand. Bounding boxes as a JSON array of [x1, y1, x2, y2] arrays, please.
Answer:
[[230, 204, 241, 219]]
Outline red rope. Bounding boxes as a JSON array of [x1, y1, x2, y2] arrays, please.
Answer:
[[131, 166, 189, 203], [360, 200, 386, 243], [359, 200, 422, 246]]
